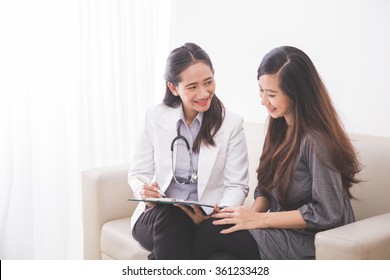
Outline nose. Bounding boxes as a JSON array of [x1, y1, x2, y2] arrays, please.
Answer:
[[260, 92, 268, 106], [199, 85, 212, 98]]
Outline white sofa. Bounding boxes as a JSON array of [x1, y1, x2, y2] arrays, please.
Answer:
[[82, 122, 390, 260]]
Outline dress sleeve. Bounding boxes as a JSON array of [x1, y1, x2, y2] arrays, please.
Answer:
[[298, 136, 346, 229], [253, 184, 271, 201]]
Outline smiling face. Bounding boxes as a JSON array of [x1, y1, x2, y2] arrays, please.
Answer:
[[258, 73, 294, 126], [168, 62, 215, 125]]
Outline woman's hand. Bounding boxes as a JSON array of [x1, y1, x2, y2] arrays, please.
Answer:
[[175, 203, 221, 225], [212, 206, 262, 234], [139, 181, 163, 207], [174, 204, 209, 225]]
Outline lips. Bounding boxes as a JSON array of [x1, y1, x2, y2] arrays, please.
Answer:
[[267, 106, 276, 113], [195, 98, 210, 106]]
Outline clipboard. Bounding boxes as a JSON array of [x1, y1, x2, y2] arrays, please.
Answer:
[[127, 197, 219, 209]]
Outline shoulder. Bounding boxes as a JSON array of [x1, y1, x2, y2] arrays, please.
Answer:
[[300, 132, 334, 168], [146, 103, 171, 116], [146, 103, 179, 122], [301, 131, 328, 154], [215, 108, 245, 140], [222, 108, 244, 127]]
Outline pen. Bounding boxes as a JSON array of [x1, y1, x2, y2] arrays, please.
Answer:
[[136, 175, 166, 197]]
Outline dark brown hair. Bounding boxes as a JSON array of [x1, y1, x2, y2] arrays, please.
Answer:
[[257, 46, 361, 207], [163, 43, 224, 152]]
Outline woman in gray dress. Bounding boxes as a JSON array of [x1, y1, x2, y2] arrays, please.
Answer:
[[192, 46, 362, 259]]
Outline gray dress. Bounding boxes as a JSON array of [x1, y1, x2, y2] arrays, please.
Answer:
[[249, 133, 355, 259]]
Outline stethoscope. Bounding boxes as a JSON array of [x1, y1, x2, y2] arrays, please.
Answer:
[[170, 125, 198, 185]]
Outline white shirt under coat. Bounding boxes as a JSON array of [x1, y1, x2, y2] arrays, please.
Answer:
[[164, 110, 202, 201]]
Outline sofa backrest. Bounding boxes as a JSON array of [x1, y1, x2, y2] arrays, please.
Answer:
[[243, 122, 265, 208], [348, 133, 390, 220], [243, 122, 390, 221]]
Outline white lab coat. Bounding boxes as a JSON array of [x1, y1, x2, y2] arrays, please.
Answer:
[[128, 103, 249, 229]]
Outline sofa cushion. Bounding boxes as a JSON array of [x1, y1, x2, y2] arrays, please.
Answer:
[[101, 217, 149, 259], [315, 212, 390, 259]]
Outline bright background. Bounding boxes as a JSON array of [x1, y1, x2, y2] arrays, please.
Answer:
[[170, 0, 390, 137], [0, 0, 389, 260]]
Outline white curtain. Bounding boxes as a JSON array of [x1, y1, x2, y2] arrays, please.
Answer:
[[0, 0, 172, 259]]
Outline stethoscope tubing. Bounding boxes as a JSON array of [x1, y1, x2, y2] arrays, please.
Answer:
[[170, 125, 197, 185]]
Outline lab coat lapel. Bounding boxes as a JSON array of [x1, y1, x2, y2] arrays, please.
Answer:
[[156, 106, 181, 191], [197, 131, 223, 199]]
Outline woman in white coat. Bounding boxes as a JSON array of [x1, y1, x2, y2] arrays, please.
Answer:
[[128, 43, 251, 259]]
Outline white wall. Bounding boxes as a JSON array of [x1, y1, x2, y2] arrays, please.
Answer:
[[168, 0, 390, 137]]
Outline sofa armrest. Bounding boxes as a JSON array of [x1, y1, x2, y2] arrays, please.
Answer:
[[315, 213, 390, 259], [81, 164, 135, 259]]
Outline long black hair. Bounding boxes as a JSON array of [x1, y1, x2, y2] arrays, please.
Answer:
[[163, 43, 224, 153]]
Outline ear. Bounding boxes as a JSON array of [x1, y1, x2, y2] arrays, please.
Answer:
[[167, 82, 179, 96]]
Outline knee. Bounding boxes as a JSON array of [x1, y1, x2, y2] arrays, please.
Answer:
[[154, 205, 193, 229], [197, 218, 215, 234], [194, 218, 220, 247], [197, 218, 221, 237]]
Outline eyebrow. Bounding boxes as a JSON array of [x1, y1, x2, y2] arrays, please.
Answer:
[[259, 85, 278, 93], [184, 76, 214, 88], [185, 82, 197, 88]]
